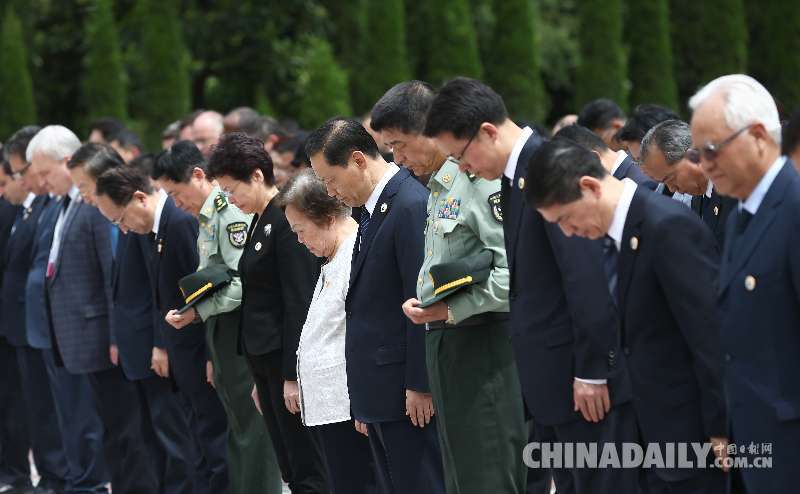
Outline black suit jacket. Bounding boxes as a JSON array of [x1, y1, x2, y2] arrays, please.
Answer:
[[238, 200, 320, 380], [511, 134, 629, 427], [345, 166, 430, 423], [617, 186, 725, 476], [1, 196, 46, 346], [613, 155, 658, 190], [0, 198, 19, 328], [112, 231, 161, 380], [149, 196, 205, 349], [690, 189, 737, 251]]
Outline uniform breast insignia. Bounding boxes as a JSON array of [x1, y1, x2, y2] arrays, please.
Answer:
[[437, 197, 461, 220], [488, 192, 503, 223], [204, 223, 216, 240], [214, 193, 228, 212], [226, 222, 248, 248]]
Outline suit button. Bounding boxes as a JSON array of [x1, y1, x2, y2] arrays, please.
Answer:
[[725, 353, 732, 362], [346, 312, 352, 320], [622, 347, 630, 356], [608, 350, 616, 358]]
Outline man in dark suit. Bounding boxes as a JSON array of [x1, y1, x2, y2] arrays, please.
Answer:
[[640, 119, 736, 250], [0, 166, 33, 493], [555, 124, 658, 190], [526, 138, 727, 492], [27, 125, 158, 493], [94, 162, 231, 494], [424, 78, 641, 494], [307, 117, 444, 494], [690, 74, 800, 493], [614, 104, 680, 161], [3, 130, 71, 494]]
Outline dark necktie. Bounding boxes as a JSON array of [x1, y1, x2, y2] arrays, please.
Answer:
[[356, 206, 371, 254], [602, 235, 619, 306], [735, 209, 753, 234], [62, 194, 72, 212]]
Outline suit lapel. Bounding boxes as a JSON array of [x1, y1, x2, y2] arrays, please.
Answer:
[[53, 199, 82, 280], [618, 188, 647, 310], [613, 156, 632, 181], [349, 167, 408, 288], [507, 133, 543, 272], [719, 163, 794, 292]]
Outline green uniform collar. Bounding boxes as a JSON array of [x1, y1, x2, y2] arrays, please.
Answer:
[[429, 158, 462, 191], [199, 185, 225, 221]]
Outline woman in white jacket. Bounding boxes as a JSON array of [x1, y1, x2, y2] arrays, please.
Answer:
[[278, 169, 374, 493]]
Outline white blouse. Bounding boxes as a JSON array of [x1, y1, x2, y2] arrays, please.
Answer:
[[296, 232, 356, 426]]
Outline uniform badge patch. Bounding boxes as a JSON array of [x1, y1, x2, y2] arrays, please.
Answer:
[[226, 222, 248, 248], [214, 193, 228, 212], [488, 192, 503, 223], [437, 197, 461, 220]]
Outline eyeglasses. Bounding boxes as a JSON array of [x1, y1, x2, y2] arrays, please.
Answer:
[[12, 161, 31, 181], [452, 129, 479, 164], [112, 203, 130, 226], [686, 124, 754, 164]]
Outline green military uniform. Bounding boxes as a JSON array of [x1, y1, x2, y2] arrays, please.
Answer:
[[418, 159, 527, 493], [195, 186, 282, 494]]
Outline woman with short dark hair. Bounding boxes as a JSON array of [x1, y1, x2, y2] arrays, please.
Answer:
[[277, 169, 374, 493], [207, 132, 328, 493]]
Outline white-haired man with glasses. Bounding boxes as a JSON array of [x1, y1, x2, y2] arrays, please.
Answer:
[[690, 74, 800, 492]]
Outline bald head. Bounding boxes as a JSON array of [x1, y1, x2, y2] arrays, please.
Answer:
[[192, 111, 224, 158]]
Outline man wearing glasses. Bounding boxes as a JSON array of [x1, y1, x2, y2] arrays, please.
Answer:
[[424, 78, 640, 493], [639, 119, 737, 250], [690, 74, 800, 492]]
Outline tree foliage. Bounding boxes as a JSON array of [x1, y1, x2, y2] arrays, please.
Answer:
[[0, 6, 36, 138], [82, 0, 127, 124], [575, 0, 627, 109], [626, 0, 678, 110]]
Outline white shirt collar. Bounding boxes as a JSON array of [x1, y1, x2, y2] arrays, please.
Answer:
[[503, 127, 534, 180], [607, 178, 638, 250], [610, 151, 628, 176], [364, 162, 400, 216], [22, 192, 36, 209], [67, 185, 80, 202], [741, 155, 786, 215], [152, 189, 168, 235], [705, 180, 714, 198]]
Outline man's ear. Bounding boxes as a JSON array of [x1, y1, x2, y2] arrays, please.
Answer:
[[351, 150, 368, 169], [191, 167, 206, 181], [579, 175, 603, 199], [480, 122, 499, 141]]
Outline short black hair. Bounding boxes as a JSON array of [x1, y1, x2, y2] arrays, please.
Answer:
[[525, 137, 607, 208], [207, 132, 275, 185], [241, 116, 284, 142], [1, 159, 12, 176], [370, 80, 435, 134], [67, 142, 125, 179], [554, 124, 608, 152], [152, 140, 206, 183], [89, 118, 125, 142], [782, 109, 800, 157], [423, 77, 508, 139], [615, 104, 680, 143], [109, 128, 143, 153], [305, 117, 379, 167], [275, 131, 311, 169], [95, 165, 155, 207], [576, 99, 625, 131], [129, 154, 155, 177], [3, 125, 41, 162]]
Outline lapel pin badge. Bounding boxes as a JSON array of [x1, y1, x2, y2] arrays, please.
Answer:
[[713, 206, 720, 216], [442, 174, 451, 184], [630, 236, 639, 251], [264, 224, 272, 237], [380, 203, 388, 213], [157, 238, 164, 253], [518, 177, 526, 190], [255, 241, 262, 251], [744, 275, 756, 291]]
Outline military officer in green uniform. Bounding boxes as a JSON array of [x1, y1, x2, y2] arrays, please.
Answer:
[[154, 140, 282, 494], [372, 82, 527, 493]]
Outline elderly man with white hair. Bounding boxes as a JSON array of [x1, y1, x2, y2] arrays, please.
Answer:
[[690, 75, 800, 492], [27, 125, 159, 494]]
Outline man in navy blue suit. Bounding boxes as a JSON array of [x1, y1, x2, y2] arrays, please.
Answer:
[[3, 125, 70, 494], [93, 160, 231, 494], [555, 124, 658, 190], [689, 74, 800, 493], [424, 78, 640, 494], [526, 138, 727, 493], [307, 118, 444, 494]]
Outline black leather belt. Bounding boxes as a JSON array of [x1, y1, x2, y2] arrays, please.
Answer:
[[426, 312, 509, 331]]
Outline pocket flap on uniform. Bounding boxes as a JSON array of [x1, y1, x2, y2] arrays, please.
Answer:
[[83, 304, 108, 319], [375, 345, 406, 365]]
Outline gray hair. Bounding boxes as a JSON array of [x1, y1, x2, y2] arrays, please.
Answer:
[[688, 74, 781, 145], [640, 119, 692, 165], [26, 125, 82, 163], [275, 169, 350, 226]]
